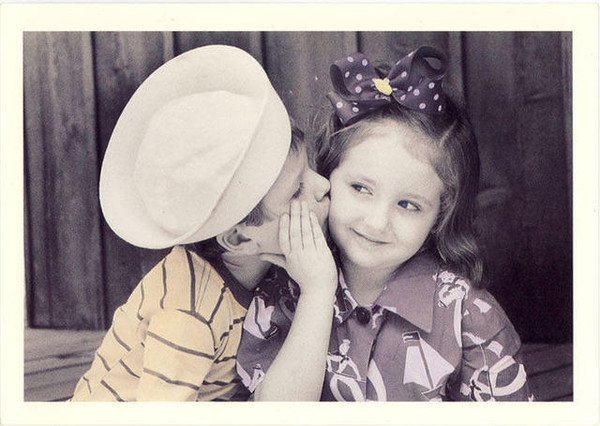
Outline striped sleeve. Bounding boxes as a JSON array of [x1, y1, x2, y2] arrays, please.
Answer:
[[137, 308, 215, 401], [135, 247, 222, 401]]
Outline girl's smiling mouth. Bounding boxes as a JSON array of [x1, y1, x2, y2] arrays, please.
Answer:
[[351, 229, 389, 245]]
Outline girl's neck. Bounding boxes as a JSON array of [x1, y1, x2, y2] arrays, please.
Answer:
[[341, 257, 398, 306]]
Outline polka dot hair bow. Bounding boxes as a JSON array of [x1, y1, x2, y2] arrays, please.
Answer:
[[327, 46, 447, 126]]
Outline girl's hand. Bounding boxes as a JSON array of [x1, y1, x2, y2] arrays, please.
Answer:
[[255, 200, 337, 401], [261, 200, 337, 298]]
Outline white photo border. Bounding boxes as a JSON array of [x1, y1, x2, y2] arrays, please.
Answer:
[[1, 3, 598, 425]]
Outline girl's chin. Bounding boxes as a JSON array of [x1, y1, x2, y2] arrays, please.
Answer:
[[341, 251, 391, 270]]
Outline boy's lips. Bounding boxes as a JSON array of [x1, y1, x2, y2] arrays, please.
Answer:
[[351, 229, 389, 245]]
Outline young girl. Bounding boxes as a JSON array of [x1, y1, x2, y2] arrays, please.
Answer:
[[236, 47, 533, 401]]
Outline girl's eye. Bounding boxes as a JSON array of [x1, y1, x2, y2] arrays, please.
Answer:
[[350, 183, 371, 194], [292, 183, 304, 199], [398, 200, 420, 211]]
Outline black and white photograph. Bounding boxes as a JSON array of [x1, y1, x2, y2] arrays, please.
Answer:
[[1, 3, 598, 426]]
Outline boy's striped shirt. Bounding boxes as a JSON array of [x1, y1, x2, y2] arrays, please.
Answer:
[[71, 245, 252, 401]]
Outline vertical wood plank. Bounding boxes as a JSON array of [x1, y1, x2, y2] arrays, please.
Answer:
[[93, 32, 173, 324], [24, 32, 51, 327], [263, 32, 358, 132], [447, 32, 465, 98], [561, 32, 572, 222], [513, 32, 572, 342], [174, 32, 262, 63], [461, 33, 520, 192], [462, 32, 535, 339], [162, 31, 175, 61], [463, 32, 534, 340], [23, 32, 104, 329]]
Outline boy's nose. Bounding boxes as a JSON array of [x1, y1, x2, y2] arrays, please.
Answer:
[[311, 171, 330, 203]]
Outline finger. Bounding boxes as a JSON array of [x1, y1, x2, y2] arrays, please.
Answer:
[[289, 200, 302, 251], [300, 201, 315, 250], [259, 254, 287, 269], [279, 213, 290, 256], [310, 211, 327, 249]]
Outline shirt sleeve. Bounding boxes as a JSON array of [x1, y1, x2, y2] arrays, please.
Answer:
[[447, 289, 534, 401], [137, 308, 216, 401], [236, 277, 297, 394]]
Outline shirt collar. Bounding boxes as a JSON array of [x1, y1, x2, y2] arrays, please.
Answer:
[[334, 251, 440, 333], [209, 254, 254, 309], [333, 273, 357, 325]]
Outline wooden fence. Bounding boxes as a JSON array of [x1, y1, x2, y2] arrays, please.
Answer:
[[23, 31, 572, 343]]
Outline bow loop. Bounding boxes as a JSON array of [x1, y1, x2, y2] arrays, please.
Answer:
[[329, 53, 380, 98], [327, 47, 448, 125], [388, 46, 447, 87]]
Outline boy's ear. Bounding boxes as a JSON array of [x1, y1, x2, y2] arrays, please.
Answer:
[[215, 225, 259, 255]]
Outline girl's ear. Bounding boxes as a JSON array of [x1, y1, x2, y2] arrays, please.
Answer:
[[215, 226, 259, 255]]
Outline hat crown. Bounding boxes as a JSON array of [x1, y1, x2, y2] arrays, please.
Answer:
[[134, 91, 262, 236]]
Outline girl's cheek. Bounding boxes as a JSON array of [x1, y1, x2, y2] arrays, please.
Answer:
[[330, 186, 352, 213], [328, 189, 349, 228], [327, 181, 342, 208]]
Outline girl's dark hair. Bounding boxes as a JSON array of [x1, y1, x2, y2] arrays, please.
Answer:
[[315, 68, 483, 285]]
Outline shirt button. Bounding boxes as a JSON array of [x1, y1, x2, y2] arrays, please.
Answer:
[[355, 307, 371, 325]]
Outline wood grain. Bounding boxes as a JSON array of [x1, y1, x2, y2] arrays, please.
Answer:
[[24, 32, 52, 327], [263, 32, 358, 131], [174, 31, 262, 62], [513, 32, 572, 342], [23, 32, 104, 329], [23, 329, 572, 402], [457, 34, 525, 337]]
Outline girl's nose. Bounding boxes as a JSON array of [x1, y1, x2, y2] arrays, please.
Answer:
[[364, 203, 390, 231]]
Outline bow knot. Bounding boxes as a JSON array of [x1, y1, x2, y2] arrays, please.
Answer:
[[327, 47, 448, 125], [373, 78, 393, 95]]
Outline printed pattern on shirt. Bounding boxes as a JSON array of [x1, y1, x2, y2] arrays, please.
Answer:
[[71, 246, 249, 401], [236, 252, 534, 401]]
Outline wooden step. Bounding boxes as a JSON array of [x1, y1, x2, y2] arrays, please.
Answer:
[[23, 328, 573, 401]]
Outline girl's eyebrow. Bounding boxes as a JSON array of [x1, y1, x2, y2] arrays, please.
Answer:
[[348, 173, 377, 187]]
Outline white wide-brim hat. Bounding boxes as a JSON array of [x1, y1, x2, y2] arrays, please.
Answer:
[[99, 45, 290, 249]]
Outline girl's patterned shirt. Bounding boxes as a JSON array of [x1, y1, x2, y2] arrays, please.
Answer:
[[71, 245, 252, 401], [236, 251, 533, 401]]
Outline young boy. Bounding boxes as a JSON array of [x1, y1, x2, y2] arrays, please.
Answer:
[[70, 45, 330, 401]]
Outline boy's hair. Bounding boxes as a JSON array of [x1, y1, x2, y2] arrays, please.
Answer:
[[242, 122, 304, 226], [189, 122, 304, 258], [316, 67, 483, 285]]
